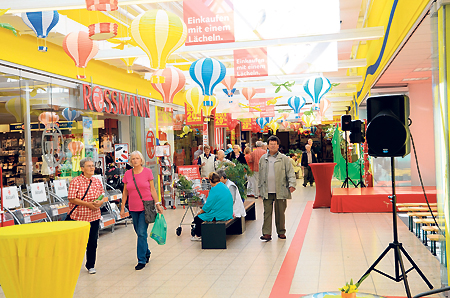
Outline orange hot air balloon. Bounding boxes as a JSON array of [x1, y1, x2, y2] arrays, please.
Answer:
[[242, 87, 256, 101], [222, 75, 237, 97], [151, 67, 186, 105], [63, 31, 99, 79], [282, 113, 290, 120], [67, 142, 75, 155], [38, 112, 59, 127]]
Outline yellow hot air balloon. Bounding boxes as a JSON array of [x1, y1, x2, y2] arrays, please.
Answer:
[[269, 121, 279, 134], [302, 114, 315, 127], [130, 10, 187, 83], [120, 57, 138, 73], [5, 97, 25, 122], [202, 96, 218, 120], [185, 87, 204, 115]]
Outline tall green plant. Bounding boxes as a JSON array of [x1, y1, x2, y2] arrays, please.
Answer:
[[220, 161, 253, 199]]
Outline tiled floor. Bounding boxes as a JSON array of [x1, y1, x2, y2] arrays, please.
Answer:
[[0, 179, 444, 297]]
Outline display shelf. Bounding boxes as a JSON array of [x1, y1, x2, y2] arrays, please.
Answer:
[[159, 156, 174, 209]]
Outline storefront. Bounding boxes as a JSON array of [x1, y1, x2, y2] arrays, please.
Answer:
[[0, 62, 182, 192]]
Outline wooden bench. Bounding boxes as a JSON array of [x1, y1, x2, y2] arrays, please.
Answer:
[[201, 200, 256, 249]]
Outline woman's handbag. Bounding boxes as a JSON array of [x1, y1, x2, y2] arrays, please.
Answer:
[[150, 214, 167, 245], [65, 180, 92, 221], [132, 170, 157, 224]]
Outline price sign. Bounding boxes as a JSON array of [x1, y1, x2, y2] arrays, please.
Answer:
[[24, 216, 31, 224], [177, 165, 201, 180], [3, 186, 20, 209], [214, 113, 228, 128], [185, 103, 202, 125], [53, 180, 68, 198], [30, 183, 47, 203], [240, 118, 252, 131]]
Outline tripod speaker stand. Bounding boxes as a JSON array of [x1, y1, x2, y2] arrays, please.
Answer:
[[341, 130, 357, 188], [355, 147, 366, 188], [357, 157, 433, 298]]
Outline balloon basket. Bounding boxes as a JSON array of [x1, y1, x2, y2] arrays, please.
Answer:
[[77, 75, 86, 79], [38, 46, 48, 52]]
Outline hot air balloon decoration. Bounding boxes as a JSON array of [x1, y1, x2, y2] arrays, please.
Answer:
[[62, 108, 81, 121], [120, 57, 138, 73], [38, 112, 59, 128], [256, 117, 268, 132], [281, 121, 290, 129], [63, 31, 99, 79], [222, 75, 237, 97], [5, 97, 25, 122], [21, 11, 59, 52], [310, 126, 317, 135], [287, 96, 306, 118], [303, 76, 331, 110], [317, 98, 331, 121], [242, 87, 256, 102], [179, 125, 192, 138], [301, 114, 315, 128], [185, 87, 204, 115], [86, 0, 118, 10], [86, 0, 118, 40], [268, 121, 279, 135], [202, 96, 218, 120], [189, 58, 226, 97], [131, 10, 187, 83], [151, 67, 186, 106]]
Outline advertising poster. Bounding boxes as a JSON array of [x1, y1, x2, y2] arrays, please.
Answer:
[[30, 183, 47, 203], [214, 112, 228, 128], [185, 103, 203, 125], [155, 145, 171, 157], [260, 105, 275, 117], [183, 0, 235, 46], [114, 143, 129, 163], [203, 122, 208, 147], [2, 186, 20, 209], [177, 165, 201, 180], [240, 118, 252, 131], [234, 48, 268, 78], [82, 117, 93, 145]]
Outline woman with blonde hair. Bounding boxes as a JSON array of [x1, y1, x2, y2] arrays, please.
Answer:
[[120, 151, 163, 270]]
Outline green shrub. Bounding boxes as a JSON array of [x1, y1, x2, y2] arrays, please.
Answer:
[[219, 160, 253, 199]]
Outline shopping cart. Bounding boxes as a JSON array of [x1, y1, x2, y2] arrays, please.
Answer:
[[174, 181, 211, 236]]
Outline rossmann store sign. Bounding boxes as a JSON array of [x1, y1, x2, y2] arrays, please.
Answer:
[[82, 84, 154, 118]]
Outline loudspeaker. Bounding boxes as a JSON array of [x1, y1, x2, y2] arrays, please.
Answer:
[[366, 95, 410, 157], [349, 120, 365, 143], [341, 115, 352, 131]]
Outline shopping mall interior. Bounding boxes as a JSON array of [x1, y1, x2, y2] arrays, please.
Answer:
[[0, 0, 449, 297]]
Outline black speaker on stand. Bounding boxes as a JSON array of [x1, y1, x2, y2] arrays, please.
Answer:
[[350, 120, 366, 188], [358, 95, 432, 298], [340, 115, 357, 188]]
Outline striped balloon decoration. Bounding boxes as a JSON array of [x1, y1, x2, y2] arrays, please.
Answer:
[[287, 96, 306, 116], [189, 58, 226, 96], [185, 87, 204, 115], [38, 112, 59, 127], [242, 87, 256, 101], [63, 31, 99, 79], [303, 76, 331, 110], [131, 10, 187, 81], [62, 108, 81, 121], [222, 75, 237, 97], [215, 127, 224, 151], [256, 117, 268, 132], [151, 67, 186, 105], [21, 11, 59, 52]]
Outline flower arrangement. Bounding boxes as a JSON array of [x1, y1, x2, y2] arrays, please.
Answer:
[[339, 274, 369, 297]]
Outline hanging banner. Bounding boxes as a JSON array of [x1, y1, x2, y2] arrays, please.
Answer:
[[260, 105, 275, 117], [183, 0, 235, 46], [157, 107, 173, 128], [234, 48, 268, 78], [249, 97, 267, 112], [185, 103, 203, 125], [215, 127, 224, 150], [203, 122, 208, 146], [82, 117, 93, 145], [214, 112, 228, 128], [240, 118, 252, 131]]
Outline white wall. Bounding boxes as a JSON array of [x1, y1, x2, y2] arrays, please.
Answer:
[[408, 82, 436, 186]]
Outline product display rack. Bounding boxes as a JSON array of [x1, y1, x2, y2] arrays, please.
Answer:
[[159, 156, 174, 209], [105, 181, 130, 227]]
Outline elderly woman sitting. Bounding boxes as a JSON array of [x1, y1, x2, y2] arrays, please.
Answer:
[[191, 172, 233, 241]]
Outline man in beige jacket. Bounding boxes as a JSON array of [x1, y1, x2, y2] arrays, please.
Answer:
[[258, 135, 296, 241]]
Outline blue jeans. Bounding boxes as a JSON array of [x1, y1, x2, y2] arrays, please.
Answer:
[[130, 211, 151, 264]]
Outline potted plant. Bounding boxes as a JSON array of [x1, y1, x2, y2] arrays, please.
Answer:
[[339, 274, 369, 298], [219, 160, 253, 199]]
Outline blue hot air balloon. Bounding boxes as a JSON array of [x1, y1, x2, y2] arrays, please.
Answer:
[[21, 11, 59, 52], [303, 76, 331, 110], [265, 117, 273, 125], [256, 117, 268, 132], [287, 96, 306, 117], [189, 58, 226, 96], [62, 108, 81, 121]]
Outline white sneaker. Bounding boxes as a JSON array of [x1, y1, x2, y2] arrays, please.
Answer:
[[88, 268, 96, 274], [190, 236, 202, 241]]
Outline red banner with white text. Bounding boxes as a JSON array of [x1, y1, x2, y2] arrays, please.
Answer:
[[234, 48, 268, 78], [185, 103, 203, 125], [183, 0, 235, 46]]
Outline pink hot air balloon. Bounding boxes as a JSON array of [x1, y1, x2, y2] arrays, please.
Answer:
[[281, 113, 290, 120], [318, 98, 331, 117], [281, 121, 290, 129], [73, 141, 84, 156], [151, 67, 186, 105], [63, 31, 99, 79], [222, 75, 237, 97], [242, 87, 256, 101], [67, 142, 75, 155], [38, 112, 59, 127]]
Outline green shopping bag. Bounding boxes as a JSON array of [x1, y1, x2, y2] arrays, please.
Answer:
[[150, 214, 167, 245]]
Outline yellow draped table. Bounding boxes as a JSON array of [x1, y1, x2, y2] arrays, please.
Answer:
[[0, 221, 90, 298]]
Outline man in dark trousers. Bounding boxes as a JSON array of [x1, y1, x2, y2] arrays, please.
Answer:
[[301, 144, 318, 187]]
